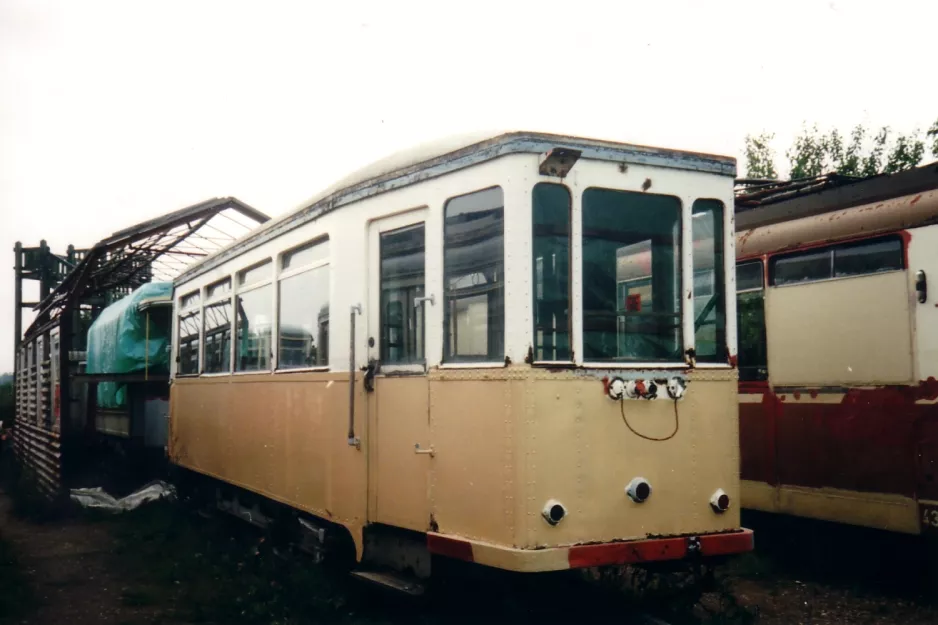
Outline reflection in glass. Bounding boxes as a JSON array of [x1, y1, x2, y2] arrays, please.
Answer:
[[283, 239, 330, 271], [278, 266, 330, 369], [238, 261, 272, 286], [834, 237, 902, 277], [737, 291, 768, 381], [203, 301, 231, 373], [178, 311, 200, 374], [532, 183, 571, 361], [582, 188, 681, 361], [443, 187, 504, 362], [381, 224, 425, 365], [206, 279, 231, 299], [236, 286, 272, 372], [736, 261, 764, 292], [692, 199, 726, 362]]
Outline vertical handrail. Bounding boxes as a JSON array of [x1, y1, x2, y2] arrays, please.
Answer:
[[348, 304, 362, 448]]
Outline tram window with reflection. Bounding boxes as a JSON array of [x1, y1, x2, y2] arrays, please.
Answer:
[[443, 187, 505, 362], [582, 188, 682, 362]]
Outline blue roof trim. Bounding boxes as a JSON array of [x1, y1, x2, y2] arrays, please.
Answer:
[[176, 133, 735, 284]]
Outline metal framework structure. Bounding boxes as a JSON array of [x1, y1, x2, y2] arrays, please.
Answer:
[[13, 197, 268, 495]]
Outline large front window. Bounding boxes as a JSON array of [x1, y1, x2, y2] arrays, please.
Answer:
[[582, 188, 682, 362]]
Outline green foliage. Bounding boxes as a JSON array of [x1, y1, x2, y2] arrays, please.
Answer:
[[746, 120, 936, 180], [787, 124, 828, 180], [743, 133, 778, 179], [926, 118, 938, 163]]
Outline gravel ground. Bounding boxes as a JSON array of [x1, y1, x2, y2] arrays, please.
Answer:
[[1, 489, 937, 625]]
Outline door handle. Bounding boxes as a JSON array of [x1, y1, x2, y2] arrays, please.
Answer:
[[414, 443, 435, 457], [414, 294, 435, 308]]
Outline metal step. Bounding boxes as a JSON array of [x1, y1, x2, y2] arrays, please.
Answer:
[[350, 570, 426, 596]]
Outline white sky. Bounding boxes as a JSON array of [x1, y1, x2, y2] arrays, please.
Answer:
[[2, 0, 936, 371]]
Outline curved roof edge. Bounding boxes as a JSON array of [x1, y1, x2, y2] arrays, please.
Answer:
[[176, 131, 736, 285]]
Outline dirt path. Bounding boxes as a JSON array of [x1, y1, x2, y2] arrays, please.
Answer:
[[0, 491, 178, 625]]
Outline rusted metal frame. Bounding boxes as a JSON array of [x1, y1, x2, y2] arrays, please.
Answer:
[[33, 199, 268, 323], [176, 134, 737, 286]]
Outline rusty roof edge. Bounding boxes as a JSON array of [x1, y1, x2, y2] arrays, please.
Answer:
[[29, 197, 269, 323], [175, 132, 736, 286]]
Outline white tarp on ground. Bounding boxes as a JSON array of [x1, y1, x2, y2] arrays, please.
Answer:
[[70, 480, 176, 513]]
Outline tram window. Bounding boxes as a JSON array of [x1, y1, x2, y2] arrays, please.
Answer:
[[771, 235, 904, 286], [380, 224, 425, 365], [443, 187, 504, 362], [736, 260, 768, 382], [177, 311, 201, 375], [582, 188, 682, 362], [180, 290, 200, 309], [834, 237, 903, 277], [235, 285, 272, 372], [736, 261, 763, 292], [203, 301, 232, 373], [532, 183, 571, 362], [177, 289, 201, 375], [238, 260, 272, 287], [278, 238, 330, 369], [282, 239, 330, 270], [692, 199, 726, 362], [206, 278, 231, 299]]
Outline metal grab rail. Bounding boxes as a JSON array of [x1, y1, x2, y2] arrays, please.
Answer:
[[348, 304, 362, 449]]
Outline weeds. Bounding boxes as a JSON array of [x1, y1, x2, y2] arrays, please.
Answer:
[[104, 501, 353, 624]]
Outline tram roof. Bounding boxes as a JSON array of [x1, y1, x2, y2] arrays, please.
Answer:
[[175, 131, 736, 285]]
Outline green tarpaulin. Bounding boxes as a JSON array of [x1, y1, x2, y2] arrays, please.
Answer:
[[86, 282, 172, 408]]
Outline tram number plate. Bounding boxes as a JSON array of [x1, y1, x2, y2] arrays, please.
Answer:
[[921, 504, 938, 534]]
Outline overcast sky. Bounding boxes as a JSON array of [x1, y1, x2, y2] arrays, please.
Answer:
[[2, 0, 936, 371]]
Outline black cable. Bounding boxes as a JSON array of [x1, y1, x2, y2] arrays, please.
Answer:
[[619, 397, 679, 442]]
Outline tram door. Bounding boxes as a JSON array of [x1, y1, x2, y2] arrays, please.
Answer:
[[367, 209, 432, 531]]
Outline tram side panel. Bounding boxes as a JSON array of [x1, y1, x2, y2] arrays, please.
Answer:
[[738, 224, 938, 535]]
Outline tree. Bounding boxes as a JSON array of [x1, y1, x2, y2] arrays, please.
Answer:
[[743, 133, 778, 179], [927, 118, 938, 160], [744, 119, 936, 181]]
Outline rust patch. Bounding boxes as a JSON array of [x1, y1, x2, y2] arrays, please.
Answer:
[[641, 178, 652, 192], [793, 391, 801, 400], [427, 534, 474, 562], [728, 354, 738, 368], [809, 389, 818, 399], [910, 194, 922, 206]]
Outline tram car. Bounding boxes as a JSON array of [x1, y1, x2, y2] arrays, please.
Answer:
[[168, 131, 753, 588], [735, 181, 938, 536]]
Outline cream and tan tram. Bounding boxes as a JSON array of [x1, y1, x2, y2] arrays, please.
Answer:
[[168, 131, 753, 585]]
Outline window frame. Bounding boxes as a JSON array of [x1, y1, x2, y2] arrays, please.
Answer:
[[736, 260, 765, 294], [275, 237, 331, 373], [441, 185, 506, 366], [691, 198, 728, 364], [233, 259, 274, 375], [531, 182, 573, 365], [176, 288, 202, 377], [579, 185, 685, 365], [735, 258, 768, 382], [769, 235, 904, 288], [202, 277, 234, 376]]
